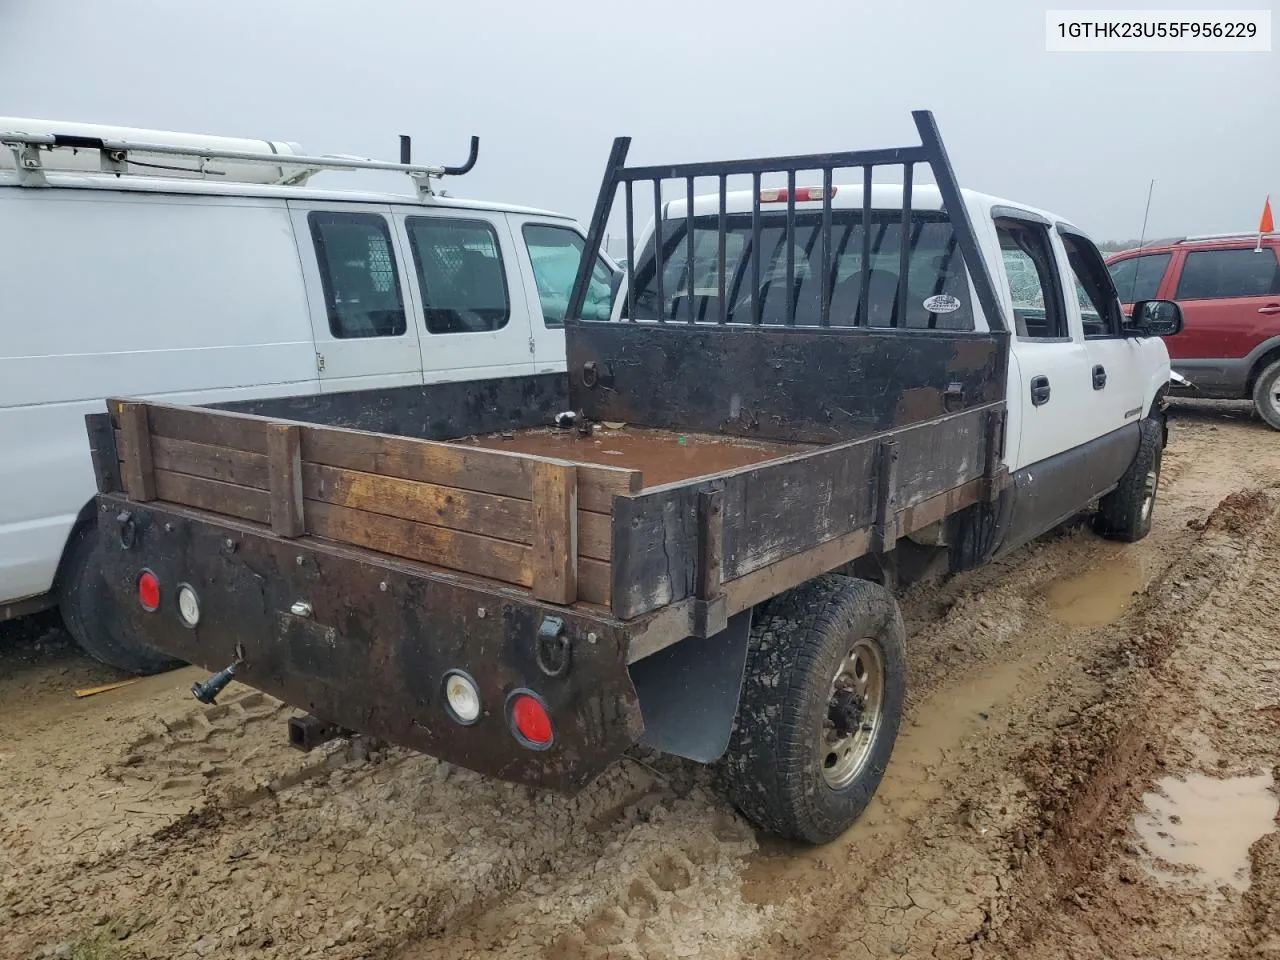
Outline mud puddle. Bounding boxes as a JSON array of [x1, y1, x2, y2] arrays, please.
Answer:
[[1135, 773, 1279, 892], [1043, 547, 1147, 626]]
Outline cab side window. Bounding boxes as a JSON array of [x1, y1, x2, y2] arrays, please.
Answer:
[[1060, 232, 1125, 338], [1176, 249, 1280, 300], [308, 212, 407, 339], [522, 224, 616, 325], [405, 217, 511, 334], [1107, 252, 1171, 304], [995, 218, 1068, 339]]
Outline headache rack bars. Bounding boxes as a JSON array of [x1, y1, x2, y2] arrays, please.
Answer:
[[0, 129, 479, 199], [566, 109, 1007, 332]]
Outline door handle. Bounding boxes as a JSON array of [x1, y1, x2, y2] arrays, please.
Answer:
[[942, 381, 964, 412], [1092, 364, 1107, 390], [1258, 304, 1280, 315], [1030, 375, 1051, 406]]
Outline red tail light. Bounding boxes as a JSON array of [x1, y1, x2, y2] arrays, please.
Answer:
[[137, 570, 160, 612], [760, 186, 838, 204], [509, 692, 553, 749]]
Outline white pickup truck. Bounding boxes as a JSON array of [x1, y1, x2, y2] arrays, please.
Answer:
[[82, 110, 1182, 844]]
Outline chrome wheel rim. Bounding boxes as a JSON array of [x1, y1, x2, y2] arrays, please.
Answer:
[[1140, 466, 1159, 522], [821, 639, 884, 789], [1268, 382, 1280, 418]]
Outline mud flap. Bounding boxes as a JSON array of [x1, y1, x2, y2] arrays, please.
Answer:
[[628, 611, 752, 763]]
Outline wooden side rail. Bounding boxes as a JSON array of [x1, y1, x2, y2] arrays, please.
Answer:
[[106, 399, 642, 607]]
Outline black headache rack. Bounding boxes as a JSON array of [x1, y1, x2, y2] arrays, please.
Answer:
[[565, 109, 1007, 333]]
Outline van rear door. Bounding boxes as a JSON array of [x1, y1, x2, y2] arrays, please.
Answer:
[[288, 202, 425, 391], [391, 208, 537, 383]]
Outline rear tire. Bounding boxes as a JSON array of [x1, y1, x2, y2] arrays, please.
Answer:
[[1094, 417, 1163, 543], [1252, 359, 1280, 431], [718, 575, 906, 844], [58, 524, 183, 676]]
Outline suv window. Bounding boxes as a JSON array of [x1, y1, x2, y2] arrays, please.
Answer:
[[626, 211, 974, 330], [521, 224, 615, 325], [1061, 232, 1124, 338], [994, 219, 1068, 339], [1107, 252, 1171, 303], [405, 217, 510, 334], [1175, 248, 1280, 300], [308, 212, 407, 339]]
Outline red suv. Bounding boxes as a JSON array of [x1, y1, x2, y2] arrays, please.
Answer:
[[1106, 234, 1280, 429]]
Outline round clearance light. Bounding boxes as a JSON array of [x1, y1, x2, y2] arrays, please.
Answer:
[[443, 671, 482, 725], [137, 570, 161, 612], [177, 583, 200, 628], [508, 691, 554, 750]]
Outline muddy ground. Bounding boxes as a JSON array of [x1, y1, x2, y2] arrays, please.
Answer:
[[2, 399, 1279, 960]]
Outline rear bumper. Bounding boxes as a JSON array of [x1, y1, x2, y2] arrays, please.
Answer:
[[95, 495, 644, 792]]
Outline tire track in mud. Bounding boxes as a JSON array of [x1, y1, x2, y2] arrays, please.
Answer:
[[998, 486, 1280, 960]]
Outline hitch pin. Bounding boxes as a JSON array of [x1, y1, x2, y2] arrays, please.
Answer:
[[191, 658, 243, 705]]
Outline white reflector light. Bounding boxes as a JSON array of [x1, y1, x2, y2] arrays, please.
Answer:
[[177, 583, 200, 627], [444, 671, 482, 725]]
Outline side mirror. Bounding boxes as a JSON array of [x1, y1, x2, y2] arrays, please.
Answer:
[[1126, 299, 1183, 337]]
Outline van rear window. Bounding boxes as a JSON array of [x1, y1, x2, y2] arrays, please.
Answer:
[[622, 211, 973, 330], [308, 212, 407, 339]]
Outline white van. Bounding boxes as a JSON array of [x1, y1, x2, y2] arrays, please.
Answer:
[[0, 118, 618, 670]]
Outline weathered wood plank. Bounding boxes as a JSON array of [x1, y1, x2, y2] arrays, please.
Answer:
[[86, 413, 122, 495], [531, 462, 578, 605], [268, 423, 305, 538], [118, 402, 156, 501], [609, 404, 1001, 619], [610, 485, 700, 620], [577, 510, 612, 562], [577, 464, 643, 514], [301, 462, 529, 542], [577, 558, 611, 607], [696, 488, 724, 602], [115, 399, 639, 517], [145, 402, 271, 454], [151, 436, 270, 489], [873, 440, 900, 553], [300, 424, 639, 513], [305, 500, 532, 587], [154, 469, 270, 524]]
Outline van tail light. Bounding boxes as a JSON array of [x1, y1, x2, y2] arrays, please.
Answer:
[[760, 186, 838, 204], [508, 691, 554, 749], [137, 570, 161, 612]]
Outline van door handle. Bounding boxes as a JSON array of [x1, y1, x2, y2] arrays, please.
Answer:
[[1030, 375, 1051, 406], [1258, 304, 1280, 315], [942, 381, 964, 412], [1092, 364, 1107, 390]]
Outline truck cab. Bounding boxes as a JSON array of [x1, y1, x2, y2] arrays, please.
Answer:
[[622, 181, 1175, 554]]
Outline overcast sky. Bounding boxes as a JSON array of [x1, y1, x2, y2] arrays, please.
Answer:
[[2, 0, 1276, 245]]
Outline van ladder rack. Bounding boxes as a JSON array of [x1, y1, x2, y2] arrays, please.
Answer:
[[0, 131, 479, 199]]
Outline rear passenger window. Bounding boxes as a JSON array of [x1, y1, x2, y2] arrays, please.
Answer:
[[1175, 249, 1280, 300], [995, 219, 1068, 339], [522, 224, 616, 325], [1107, 253, 1171, 303], [625, 211, 974, 330], [405, 217, 510, 334], [308, 212, 407, 339]]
